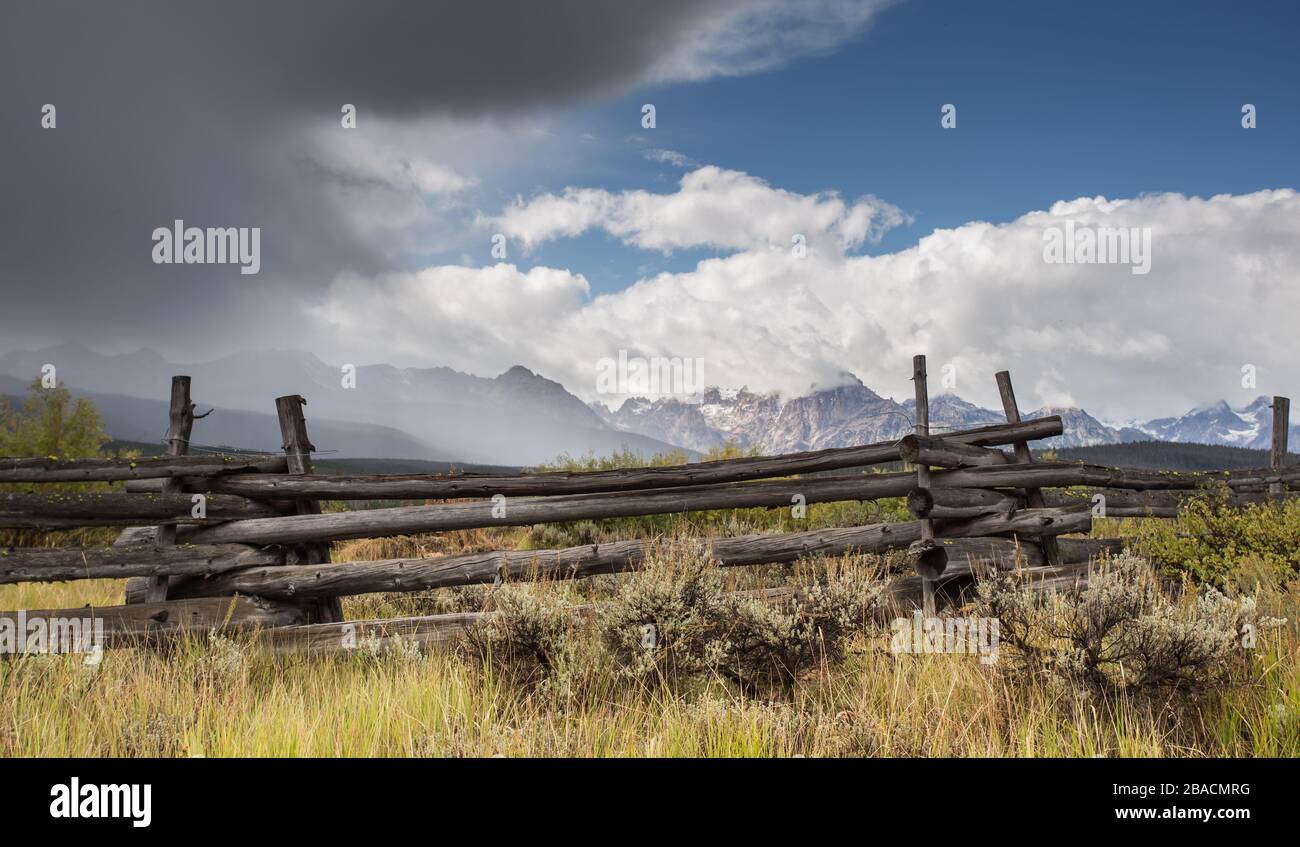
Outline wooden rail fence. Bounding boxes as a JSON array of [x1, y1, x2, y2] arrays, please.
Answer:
[[0, 360, 1292, 654]]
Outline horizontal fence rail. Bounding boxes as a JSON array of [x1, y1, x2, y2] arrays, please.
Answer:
[[0, 492, 290, 528], [0, 365, 1290, 654], [158, 462, 1299, 547], [162, 510, 1099, 601], [0, 543, 283, 585], [0, 454, 287, 483], [8, 462, 1295, 535], [118, 417, 1065, 500], [0, 596, 307, 648]]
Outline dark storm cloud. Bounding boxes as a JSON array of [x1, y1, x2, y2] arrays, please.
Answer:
[[0, 0, 747, 354]]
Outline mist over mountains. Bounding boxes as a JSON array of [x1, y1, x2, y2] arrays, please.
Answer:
[[0, 344, 680, 465], [590, 375, 1298, 455], [1, 344, 1294, 465]]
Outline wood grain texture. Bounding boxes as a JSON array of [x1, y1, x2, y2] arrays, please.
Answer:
[[1041, 488, 1300, 517], [911, 355, 938, 596], [907, 486, 1021, 519], [1271, 396, 1291, 497], [0, 455, 287, 483], [0, 543, 283, 584], [172, 459, 1181, 547], [0, 596, 307, 647], [182, 474, 922, 545], [166, 508, 1090, 600], [897, 434, 1011, 468], [0, 491, 287, 527], [123, 417, 1066, 500], [147, 376, 195, 602], [276, 394, 344, 624], [995, 370, 1061, 567]]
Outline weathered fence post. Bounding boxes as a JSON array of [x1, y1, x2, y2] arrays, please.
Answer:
[[13, 359, 1298, 653], [145, 376, 196, 602], [276, 395, 344, 623], [1271, 396, 1290, 497], [911, 355, 936, 615], [994, 371, 1061, 567]]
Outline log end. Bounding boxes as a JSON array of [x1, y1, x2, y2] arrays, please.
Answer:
[[906, 487, 934, 519], [908, 538, 948, 580], [897, 434, 921, 464]]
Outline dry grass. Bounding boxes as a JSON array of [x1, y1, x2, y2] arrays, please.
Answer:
[[6, 387, 1292, 756], [2, 540, 1297, 758], [1, 608, 1294, 757]]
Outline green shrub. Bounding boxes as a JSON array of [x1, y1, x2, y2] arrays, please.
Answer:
[[599, 544, 881, 694], [0, 380, 115, 547], [976, 552, 1284, 695], [712, 573, 882, 694], [1135, 494, 1300, 587], [598, 542, 730, 687], [0, 380, 108, 462], [462, 584, 577, 688]]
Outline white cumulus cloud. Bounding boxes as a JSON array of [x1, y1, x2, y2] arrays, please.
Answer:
[[489, 165, 909, 253], [310, 168, 1300, 421]]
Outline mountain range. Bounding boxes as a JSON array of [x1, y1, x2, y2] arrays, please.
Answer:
[[590, 374, 1298, 455], [1, 344, 1294, 465], [0, 344, 681, 465]]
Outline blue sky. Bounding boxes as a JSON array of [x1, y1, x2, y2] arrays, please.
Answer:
[[5, 0, 1298, 419], [504, 0, 1300, 294], [297, 0, 1300, 418]]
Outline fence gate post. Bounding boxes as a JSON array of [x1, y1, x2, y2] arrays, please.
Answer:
[[144, 376, 196, 602], [276, 395, 344, 623], [1271, 396, 1291, 497], [911, 355, 936, 616], [994, 371, 1061, 567]]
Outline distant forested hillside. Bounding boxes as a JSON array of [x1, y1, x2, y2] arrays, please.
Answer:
[[1045, 440, 1298, 471]]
